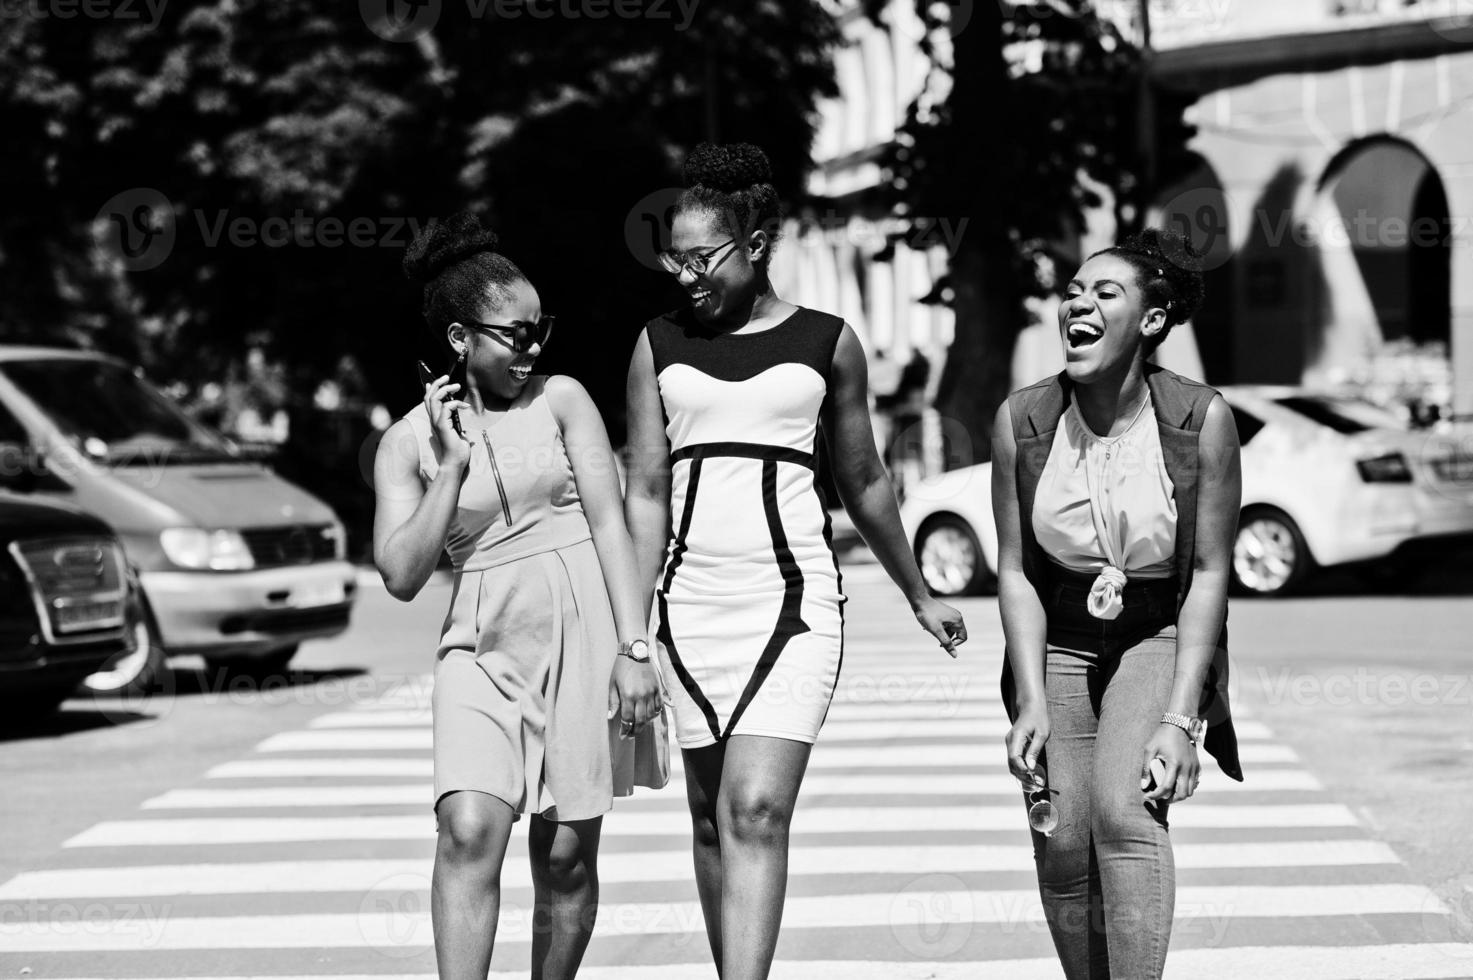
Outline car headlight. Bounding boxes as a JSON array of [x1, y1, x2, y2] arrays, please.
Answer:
[[159, 528, 255, 570]]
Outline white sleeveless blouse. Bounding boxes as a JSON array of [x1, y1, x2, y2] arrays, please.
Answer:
[[1031, 394, 1177, 618]]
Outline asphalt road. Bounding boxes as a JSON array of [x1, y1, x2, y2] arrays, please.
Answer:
[[1, 558, 1471, 977]]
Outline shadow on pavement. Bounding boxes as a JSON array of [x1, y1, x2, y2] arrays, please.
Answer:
[[1242, 548, 1473, 600], [166, 665, 370, 699], [0, 706, 155, 742]]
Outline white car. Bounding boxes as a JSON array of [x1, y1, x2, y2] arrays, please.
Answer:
[[897, 387, 1473, 598]]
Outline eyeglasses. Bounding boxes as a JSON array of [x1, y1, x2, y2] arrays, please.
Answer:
[[657, 239, 737, 277], [1024, 775, 1058, 836], [464, 315, 555, 353]]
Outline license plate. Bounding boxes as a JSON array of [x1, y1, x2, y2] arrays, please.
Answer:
[[292, 581, 346, 608], [52, 599, 124, 633], [1433, 457, 1473, 483]]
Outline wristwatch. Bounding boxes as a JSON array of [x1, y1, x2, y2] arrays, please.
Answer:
[[1161, 712, 1206, 746], [618, 639, 651, 664]]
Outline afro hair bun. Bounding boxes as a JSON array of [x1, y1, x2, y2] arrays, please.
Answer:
[[1114, 228, 1206, 326], [683, 142, 773, 193], [402, 210, 501, 284]]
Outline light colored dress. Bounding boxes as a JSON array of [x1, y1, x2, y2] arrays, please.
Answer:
[[646, 306, 847, 749], [405, 376, 665, 821], [1032, 394, 1177, 618]]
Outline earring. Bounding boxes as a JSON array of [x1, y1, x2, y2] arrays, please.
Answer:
[[456, 347, 467, 362]]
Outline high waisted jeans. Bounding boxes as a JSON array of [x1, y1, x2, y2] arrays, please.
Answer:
[[1032, 569, 1179, 980]]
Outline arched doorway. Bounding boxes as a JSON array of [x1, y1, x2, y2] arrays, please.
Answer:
[[1308, 138, 1451, 393]]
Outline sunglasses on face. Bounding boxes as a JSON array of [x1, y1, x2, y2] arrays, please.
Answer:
[[657, 238, 737, 277], [464, 315, 555, 353]]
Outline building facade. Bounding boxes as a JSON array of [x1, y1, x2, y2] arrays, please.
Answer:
[[1150, 0, 1473, 417]]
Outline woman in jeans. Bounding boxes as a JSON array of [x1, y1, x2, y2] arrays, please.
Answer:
[[992, 229, 1244, 979]]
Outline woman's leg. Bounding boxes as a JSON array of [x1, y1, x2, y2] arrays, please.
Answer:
[[715, 734, 812, 980], [681, 741, 728, 968], [432, 790, 517, 980], [1035, 646, 1109, 980], [1091, 631, 1177, 979], [528, 814, 603, 980]]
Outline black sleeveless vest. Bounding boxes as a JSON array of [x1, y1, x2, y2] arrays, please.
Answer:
[[1002, 364, 1243, 781]]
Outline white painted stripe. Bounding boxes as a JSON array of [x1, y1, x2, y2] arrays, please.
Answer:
[[27, 945, 1473, 980], [242, 739, 1301, 769], [147, 768, 1323, 810], [1, 839, 1402, 902], [0, 885, 1446, 952], [298, 714, 1277, 742], [209, 747, 1303, 782], [65, 803, 1360, 847], [310, 701, 1021, 728]]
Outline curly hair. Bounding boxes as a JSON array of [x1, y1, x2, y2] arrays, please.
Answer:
[[403, 210, 527, 335], [1090, 228, 1206, 353], [674, 142, 784, 266]]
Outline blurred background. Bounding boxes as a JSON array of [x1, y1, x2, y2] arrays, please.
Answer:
[[1, 0, 1470, 558]]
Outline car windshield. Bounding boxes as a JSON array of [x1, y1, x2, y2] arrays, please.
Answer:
[[1273, 396, 1407, 435], [1, 359, 236, 465]]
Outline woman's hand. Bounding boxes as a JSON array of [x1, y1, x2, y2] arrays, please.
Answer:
[[1006, 700, 1050, 783], [913, 596, 967, 658], [1141, 724, 1200, 804], [423, 373, 472, 469], [608, 656, 664, 739]]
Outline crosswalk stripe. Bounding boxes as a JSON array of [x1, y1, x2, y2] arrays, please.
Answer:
[[0, 839, 1406, 901], [296, 707, 1278, 736], [63, 803, 1362, 848], [27, 945, 1473, 980], [143, 767, 1324, 810], [310, 702, 1021, 727], [257, 718, 1276, 752], [239, 740, 1302, 768], [0, 884, 1448, 953]]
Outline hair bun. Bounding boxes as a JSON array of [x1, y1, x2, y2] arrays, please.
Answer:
[[683, 142, 773, 193], [1116, 228, 1205, 326], [403, 210, 501, 284]]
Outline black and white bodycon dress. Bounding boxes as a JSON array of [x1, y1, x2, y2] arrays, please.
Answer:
[[646, 306, 848, 749]]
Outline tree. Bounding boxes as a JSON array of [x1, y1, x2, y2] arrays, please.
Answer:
[[865, 0, 1158, 464], [0, 0, 839, 552]]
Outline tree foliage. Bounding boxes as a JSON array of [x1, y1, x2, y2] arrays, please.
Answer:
[[0, 0, 838, 550], [864, 0, 1181, 463]]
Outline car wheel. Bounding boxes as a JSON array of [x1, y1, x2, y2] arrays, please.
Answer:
[[205, 645, 299, 684], [79, 604, 165, 700], [1232, 508, 1311, 597], [915, 515, 992, 597]]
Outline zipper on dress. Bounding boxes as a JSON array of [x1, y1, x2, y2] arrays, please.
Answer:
[[479, 429, 514, 526]]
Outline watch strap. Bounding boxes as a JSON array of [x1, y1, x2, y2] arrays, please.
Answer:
[[1161, 712, 1202, 744]]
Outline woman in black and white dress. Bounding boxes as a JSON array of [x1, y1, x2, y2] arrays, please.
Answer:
[[623, 142, 968, 980]]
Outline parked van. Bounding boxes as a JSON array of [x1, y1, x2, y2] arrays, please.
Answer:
[[0, 346, 357, 694]]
